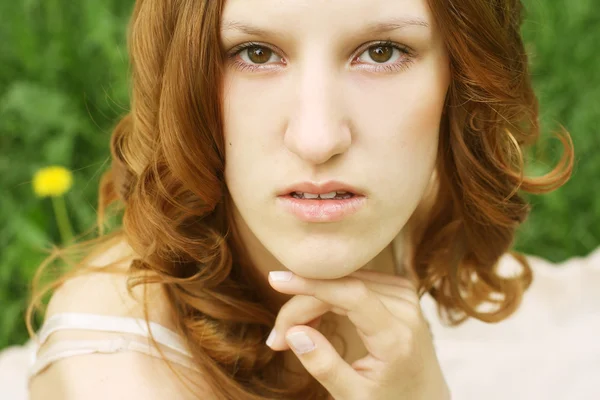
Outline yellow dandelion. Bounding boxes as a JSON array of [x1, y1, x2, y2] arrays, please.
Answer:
[[33, 166, 75, 244], [33, 166, 74, 197]]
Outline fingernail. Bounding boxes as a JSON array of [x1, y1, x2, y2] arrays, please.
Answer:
[[266, 328, 277, 347], [286, 332, 315, 354], [269, 271, 293, 281]]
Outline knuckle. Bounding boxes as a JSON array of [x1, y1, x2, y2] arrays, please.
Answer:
[[373, 329, 398, 354], [310, 356, 337, 380], [403, 329, 417, 351], [279, 297, 296, 315], [344, 279, 370, 308], [274, 296, 329, 337], [392, 325, 417, 358], [275, 296, 304, 328], [279, 294, 309, 316], [275, 305, 292, 327]]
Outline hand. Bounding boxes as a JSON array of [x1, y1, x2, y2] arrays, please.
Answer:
[[266, 269, 451, 400]]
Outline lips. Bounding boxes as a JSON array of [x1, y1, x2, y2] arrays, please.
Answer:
[[276, 180, 366, 222]]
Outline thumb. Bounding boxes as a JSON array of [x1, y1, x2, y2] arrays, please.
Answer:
[[285, 327, 365, 400]]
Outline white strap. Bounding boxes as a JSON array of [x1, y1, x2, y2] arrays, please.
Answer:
[[37, 313, 191, 357], [29, 337, 199, 379]]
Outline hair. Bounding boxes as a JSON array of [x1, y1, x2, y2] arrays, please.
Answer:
[[27, 0, 573, 399]]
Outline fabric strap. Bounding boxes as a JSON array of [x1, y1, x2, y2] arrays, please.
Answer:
[[29, 312, 197, 379]]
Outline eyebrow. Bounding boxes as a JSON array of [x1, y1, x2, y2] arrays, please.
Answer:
[[220, 17, 430, 37]]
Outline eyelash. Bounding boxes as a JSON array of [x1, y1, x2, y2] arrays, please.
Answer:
[[227, 39, 414, 74]]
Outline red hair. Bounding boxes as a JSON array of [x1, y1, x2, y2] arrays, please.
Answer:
[[28, 0, 573, 398]]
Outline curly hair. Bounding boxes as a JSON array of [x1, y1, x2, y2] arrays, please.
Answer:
[[27, 0, 573, 398]]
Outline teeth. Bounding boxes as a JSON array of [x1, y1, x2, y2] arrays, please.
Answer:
[[319, 191, 337, 199], [292, 191, 351, 199]]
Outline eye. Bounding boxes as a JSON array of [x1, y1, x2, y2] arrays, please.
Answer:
[[356, 42, 405, 65], [232, 42, 285, 68], [227, 40, 413, 73]]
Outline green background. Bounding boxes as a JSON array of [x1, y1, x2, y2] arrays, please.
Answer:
[[1, 0, 598, 350]]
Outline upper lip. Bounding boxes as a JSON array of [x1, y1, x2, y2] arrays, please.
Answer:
[[278, 180, 365, 196]]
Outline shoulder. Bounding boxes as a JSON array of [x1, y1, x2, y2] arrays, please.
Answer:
[[29, 350, 206, 400], [29, 238, 215, 399], [44, 238, 173, 327]]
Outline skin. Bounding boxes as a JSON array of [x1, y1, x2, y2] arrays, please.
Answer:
[[266, 270, 451, 399], [220, 1, 451, 396], [221, 0, 450, 287]]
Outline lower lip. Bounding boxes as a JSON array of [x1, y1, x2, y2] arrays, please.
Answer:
[[276, 195, 367, 222]]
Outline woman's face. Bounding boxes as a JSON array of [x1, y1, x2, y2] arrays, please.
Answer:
[[221, 0, 450, 279]]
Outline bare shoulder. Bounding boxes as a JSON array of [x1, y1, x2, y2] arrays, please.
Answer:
[[29, 351, 208, 400], [29, 238, 216, 399], [44, 238, 173, 326]]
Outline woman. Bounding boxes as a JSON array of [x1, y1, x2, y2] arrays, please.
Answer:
[[3, 0, 596, 398]]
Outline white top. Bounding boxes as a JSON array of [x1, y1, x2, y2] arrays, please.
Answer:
[[28, 312, 198, 379], [1, 247, 599, 399], [420, 250, 600, 400]]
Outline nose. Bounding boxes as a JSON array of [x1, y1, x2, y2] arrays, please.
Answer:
[[283, 68, 351, 166]]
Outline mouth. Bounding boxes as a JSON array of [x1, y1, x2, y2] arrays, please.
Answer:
[[277, 185, 366, 223]]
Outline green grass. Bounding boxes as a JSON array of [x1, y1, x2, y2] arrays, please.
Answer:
[[1, 0, 599, 349], [515, 0, 600, 259]]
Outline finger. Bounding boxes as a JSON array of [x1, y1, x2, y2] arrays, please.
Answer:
[[269, 290, 415, 354], [268, 272, 424, 360], [267, 294, 331, 350], [350, 269, 419, 293], [269, 272, 396, 338], [285, 326, 369, 400], [350, 283, 425, 338], [358, 279, 420, 306], [345, 274, 423, 326]]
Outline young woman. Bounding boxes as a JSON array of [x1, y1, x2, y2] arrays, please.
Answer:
[[4, 0, 597, 399]]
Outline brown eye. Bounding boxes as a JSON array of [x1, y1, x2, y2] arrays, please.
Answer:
[[246, 46, 273, 64], [368, 45, 394, 63]]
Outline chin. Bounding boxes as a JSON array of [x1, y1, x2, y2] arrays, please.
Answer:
[[268, 237, 382, 280]]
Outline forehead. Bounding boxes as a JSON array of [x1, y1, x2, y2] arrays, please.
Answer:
[[221, 0, 434, 37]]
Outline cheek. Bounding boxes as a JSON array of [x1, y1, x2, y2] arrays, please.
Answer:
[[349, 66, 447, 195], [351, 60, 448, 144], [222, 78, 293, 208], [222, 76, 264, 187], [362, 92, 444, 146], [222, 74, 285, 163]]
